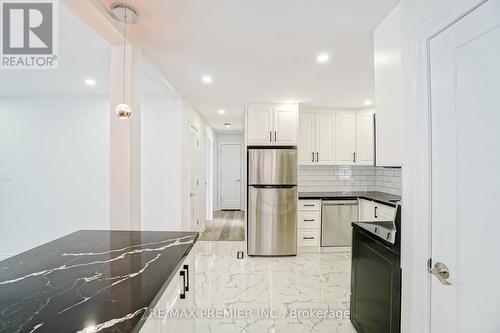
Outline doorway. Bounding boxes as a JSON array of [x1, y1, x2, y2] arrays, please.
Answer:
[[427, 0, 500, 331], [189, 127, 201, 231], [218, 143, 242, 210]]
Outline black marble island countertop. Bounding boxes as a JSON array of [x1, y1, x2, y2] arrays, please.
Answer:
[[299, 191, 401, 207], [0, 230, 198, 333]]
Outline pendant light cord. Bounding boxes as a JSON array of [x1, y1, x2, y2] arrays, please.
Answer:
[[122, 0, 127, 104]]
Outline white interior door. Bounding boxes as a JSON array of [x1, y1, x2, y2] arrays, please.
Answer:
[[429, 1, 500, 331], [219, 143, 242, 209], [189, 128, 200, 230]]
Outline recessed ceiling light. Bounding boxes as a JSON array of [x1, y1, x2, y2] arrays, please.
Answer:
[[224, 122, 231, 128], [84, 78, 96, 87], [218, 109, 225, 115], [316, 53, 330, 63], [364, 100, 374, 106], [201, 75, 213, 84]]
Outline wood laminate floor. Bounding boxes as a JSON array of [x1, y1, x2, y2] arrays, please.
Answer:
[[199, 210, 245, 241]]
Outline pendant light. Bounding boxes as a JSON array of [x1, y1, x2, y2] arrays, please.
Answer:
[[111, 2, 139, 120]]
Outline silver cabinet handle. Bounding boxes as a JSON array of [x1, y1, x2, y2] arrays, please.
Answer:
[[180, 270, 186, 299], [428, 262, 452, 285], [374, 206, 378, 218], [353, 152, 356, 163], [303, 219, 315, 222], [312, 152, 315, 162], [269, 131, 272, 142], [316, 152, 319, 162], [303, 237, 314, 240], [274, 131, 277, 142]]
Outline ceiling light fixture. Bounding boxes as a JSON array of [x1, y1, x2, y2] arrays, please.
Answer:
[[111, 1, 139, 120], [201, 75, 213, 84], [224, 122, 231, 128], [364, 100, 374, 106], [316, 53, 330, 63], [84, 78, 96, 87], [218, 109, 225, 115]]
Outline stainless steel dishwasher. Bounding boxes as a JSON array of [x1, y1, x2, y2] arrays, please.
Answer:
[[321, 200, 359, 247]]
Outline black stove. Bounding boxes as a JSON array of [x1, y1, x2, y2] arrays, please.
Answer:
[[350, 203, 402, 333]]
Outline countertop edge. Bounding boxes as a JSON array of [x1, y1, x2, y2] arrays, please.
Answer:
[[298, 193, 400, 207], [132, 233, 199, 333]]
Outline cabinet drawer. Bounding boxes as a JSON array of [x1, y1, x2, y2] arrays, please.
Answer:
[[298, 200, 322, 211], [298, 211, 321, 229], [377, 204, 395, 220], [297, 229, 320, 247]]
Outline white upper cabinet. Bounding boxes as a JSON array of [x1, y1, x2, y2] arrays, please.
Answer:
[[356, 109, 375, 165], [336, 112, 357, 165], [298, 112, 315, 164], [246, 104, 298, 146], [298, 111, 336, 165], [274, 105, 298, 145], [298, 110, 374, 166], [246, 105, 273, 145], [374, 5, 402, 166], [315, 112, 336, 164]]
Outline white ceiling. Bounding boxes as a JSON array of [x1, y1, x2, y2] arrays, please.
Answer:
[[109, 0, 398, 131]]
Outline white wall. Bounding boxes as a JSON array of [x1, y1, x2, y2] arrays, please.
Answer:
[[141, 94, 183, 231], [214, 132, 245, 211], [181, 101, 215, 230], [400, 0, 474, 331], [0, 96, 110, 259]]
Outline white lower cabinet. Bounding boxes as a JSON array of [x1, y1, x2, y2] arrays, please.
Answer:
[[358, 199, 395, 222], [297, 200, 321, 252], [141, 251, 195, 333]]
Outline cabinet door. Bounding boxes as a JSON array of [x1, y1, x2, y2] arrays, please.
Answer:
[[274, 106, 298, 145], [247, 106, 273, 145], [336, 112, 357, 165], [298, 112, 315, 164], [356, 110, 375, 165], [374, 6, 402, 166], [358, 199, 374, 221], [315, 112, 336, 165], [350, 228, 401, 333]]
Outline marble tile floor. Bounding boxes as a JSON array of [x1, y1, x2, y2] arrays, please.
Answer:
[[191, 241, 357, 333]]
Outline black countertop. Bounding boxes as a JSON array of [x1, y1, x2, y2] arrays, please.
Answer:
[[299, 191, 401, 207], [0, 230, 198, 333]]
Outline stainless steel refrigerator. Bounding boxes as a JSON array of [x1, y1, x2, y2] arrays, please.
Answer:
[[247, 148, 297, 256]]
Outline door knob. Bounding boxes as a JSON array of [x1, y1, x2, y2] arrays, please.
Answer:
[[428, 262, 452, 285]]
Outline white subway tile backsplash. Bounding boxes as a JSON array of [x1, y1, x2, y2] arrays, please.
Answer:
[[298, 165, 402, 196]]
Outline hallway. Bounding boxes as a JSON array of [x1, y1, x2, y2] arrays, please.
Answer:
[[200, 211, 245, 241]]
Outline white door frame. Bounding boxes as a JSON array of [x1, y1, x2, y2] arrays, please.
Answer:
[[189, 125, 201, 231], [402, 0, 487, 332], [217, 142, 243, 210]]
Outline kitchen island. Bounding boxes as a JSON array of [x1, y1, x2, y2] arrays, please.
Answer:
[[0, 230, 198, 333]]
